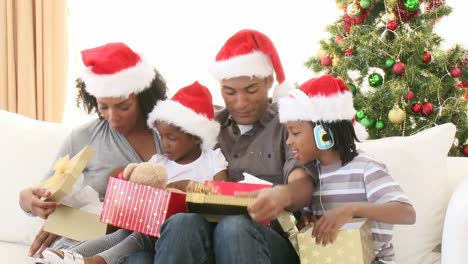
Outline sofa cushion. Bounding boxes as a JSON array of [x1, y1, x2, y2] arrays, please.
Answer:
[[357, 123, 456, 264], [0, 241, 31, 264], [0, 110, 71, 245]]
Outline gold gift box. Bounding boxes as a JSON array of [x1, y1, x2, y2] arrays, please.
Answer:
[[186, 192, 255, 222], [44, 205, 116, 241], [37, 145, 95, 201], [297, 219, 375, 264], [273, 211, 300, 255]]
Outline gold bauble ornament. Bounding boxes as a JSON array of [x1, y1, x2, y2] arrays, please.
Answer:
[[332, 56, 340, 67], [336, 2, 346, 9], [317, 48, 327, 59], [388, 104, 406, 124], [347, 3, 362, 18]]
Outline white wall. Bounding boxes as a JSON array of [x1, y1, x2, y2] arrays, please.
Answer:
[[62, 0, 468, 125]]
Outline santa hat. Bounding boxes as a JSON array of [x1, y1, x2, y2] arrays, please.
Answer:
[[147, 81, 220, 151], [279, 74, 368, 141], [209, 29, 292, 102], [81, 42, 155, 98]]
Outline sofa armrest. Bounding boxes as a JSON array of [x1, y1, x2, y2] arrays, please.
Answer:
[[441, 174, 468, 264]]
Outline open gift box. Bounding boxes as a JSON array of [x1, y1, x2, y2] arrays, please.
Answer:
[[297, 218, 375, 264], [186, 181, 271, 222]]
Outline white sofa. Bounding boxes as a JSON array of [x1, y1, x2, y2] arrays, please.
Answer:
[[1, 109, 467, 264]]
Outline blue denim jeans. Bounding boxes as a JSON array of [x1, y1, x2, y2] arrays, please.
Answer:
[[122, 251, 154, 264], [154, 213, 299, 264]]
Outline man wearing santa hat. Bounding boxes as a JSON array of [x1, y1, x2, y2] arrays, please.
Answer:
[[154, 29, 315, 264]]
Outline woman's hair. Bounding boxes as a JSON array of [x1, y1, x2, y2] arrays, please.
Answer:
[[320, 120, 359, 166], [76, 69, 168, 120]]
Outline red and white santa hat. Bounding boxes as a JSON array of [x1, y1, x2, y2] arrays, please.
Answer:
[[209, 29, 292, 101], [147, 81, 220, 151], [279, 74, 368, 141], [81, 42, 156, 98]]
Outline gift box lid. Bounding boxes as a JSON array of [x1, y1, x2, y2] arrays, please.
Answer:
[[38, 145, 95, 201]]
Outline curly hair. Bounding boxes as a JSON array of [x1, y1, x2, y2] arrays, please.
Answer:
[[76, 69, 168, 120], [314, 120, 359, 166]]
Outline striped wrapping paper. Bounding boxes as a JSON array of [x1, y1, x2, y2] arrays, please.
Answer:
[[100, 177, 187, 237]]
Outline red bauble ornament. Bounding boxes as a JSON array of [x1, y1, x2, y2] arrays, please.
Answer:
[[387, 20, 398, 31], [411, 103, 422, 113], [450, 67, 462, 78], [405, 90, 414, 101], [392, 62, 406, 75], [421, 102, 434, 116], [422, 51, 432, 63], [461, 144, 468, 157], [344, 48, 354, 56], [456, 81, 468, 89], [321, 56, 333, 67], [336, 35, 344, 43]]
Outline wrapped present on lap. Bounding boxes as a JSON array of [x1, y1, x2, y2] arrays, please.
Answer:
[[37, 145, 95, 201], [297, 218, 375, 264], [273, 211, 300, 255], [100, 177, 187, 237], [186, 181, 271, 222]]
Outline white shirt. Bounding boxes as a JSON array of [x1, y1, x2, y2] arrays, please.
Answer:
[[148, 148, 228, 183]]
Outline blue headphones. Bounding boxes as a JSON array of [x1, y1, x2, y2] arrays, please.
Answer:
[[313, 123, 334, 150]]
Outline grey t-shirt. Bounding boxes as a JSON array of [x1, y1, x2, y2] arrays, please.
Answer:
[[216, 103, 312, 184], [43, 118, 162, 200]]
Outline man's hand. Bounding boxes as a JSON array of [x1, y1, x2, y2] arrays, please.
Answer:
[[19, 188, 59, 219], [312, 204, 354, 246], [237, 185, 291, 223], [29, 228, 60, 257]]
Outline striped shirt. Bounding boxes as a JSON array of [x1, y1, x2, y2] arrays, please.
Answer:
[[307, 153, 411, 263]]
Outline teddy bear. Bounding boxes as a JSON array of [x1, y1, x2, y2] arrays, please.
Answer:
[[121, 162, 168, 189]]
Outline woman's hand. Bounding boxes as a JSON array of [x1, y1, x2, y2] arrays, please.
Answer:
[[29, 228, 60, 257], [19, 187, 59, 219], [312, 204, 354, 246]]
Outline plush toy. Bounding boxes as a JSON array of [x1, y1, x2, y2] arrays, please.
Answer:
[[121, 162, 168, 189]]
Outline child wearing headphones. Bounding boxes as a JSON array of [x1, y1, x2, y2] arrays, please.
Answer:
[[278, 74, 416, 264]]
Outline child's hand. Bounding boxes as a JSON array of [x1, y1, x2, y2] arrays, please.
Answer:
[[312, 204, 354, 246], [166, 180, 193, 192]]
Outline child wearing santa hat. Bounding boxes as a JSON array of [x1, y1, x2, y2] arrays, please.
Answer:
[[152, 29, 311, 264], [43, 81, 229, 264], [278, 74, 416, 264]]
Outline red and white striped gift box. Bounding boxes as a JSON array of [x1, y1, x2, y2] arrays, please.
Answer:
[[100, 177, 187, 237]]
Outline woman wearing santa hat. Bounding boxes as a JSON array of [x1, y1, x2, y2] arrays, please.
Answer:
[[19, 42, 168, 263]]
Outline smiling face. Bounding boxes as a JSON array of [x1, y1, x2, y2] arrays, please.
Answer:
[[154, 121, 202, 164], [220, 76, 273, 125], [285, 121, 319, 165], [97, 95, 141, 135]]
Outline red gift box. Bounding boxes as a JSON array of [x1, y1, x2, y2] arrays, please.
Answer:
[[186, 181, 271, 222], [100, 177, 187, 237], [205, 180, 272, 195]]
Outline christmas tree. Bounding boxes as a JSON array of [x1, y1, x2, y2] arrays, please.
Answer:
[[305, 0, 468, 156]]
